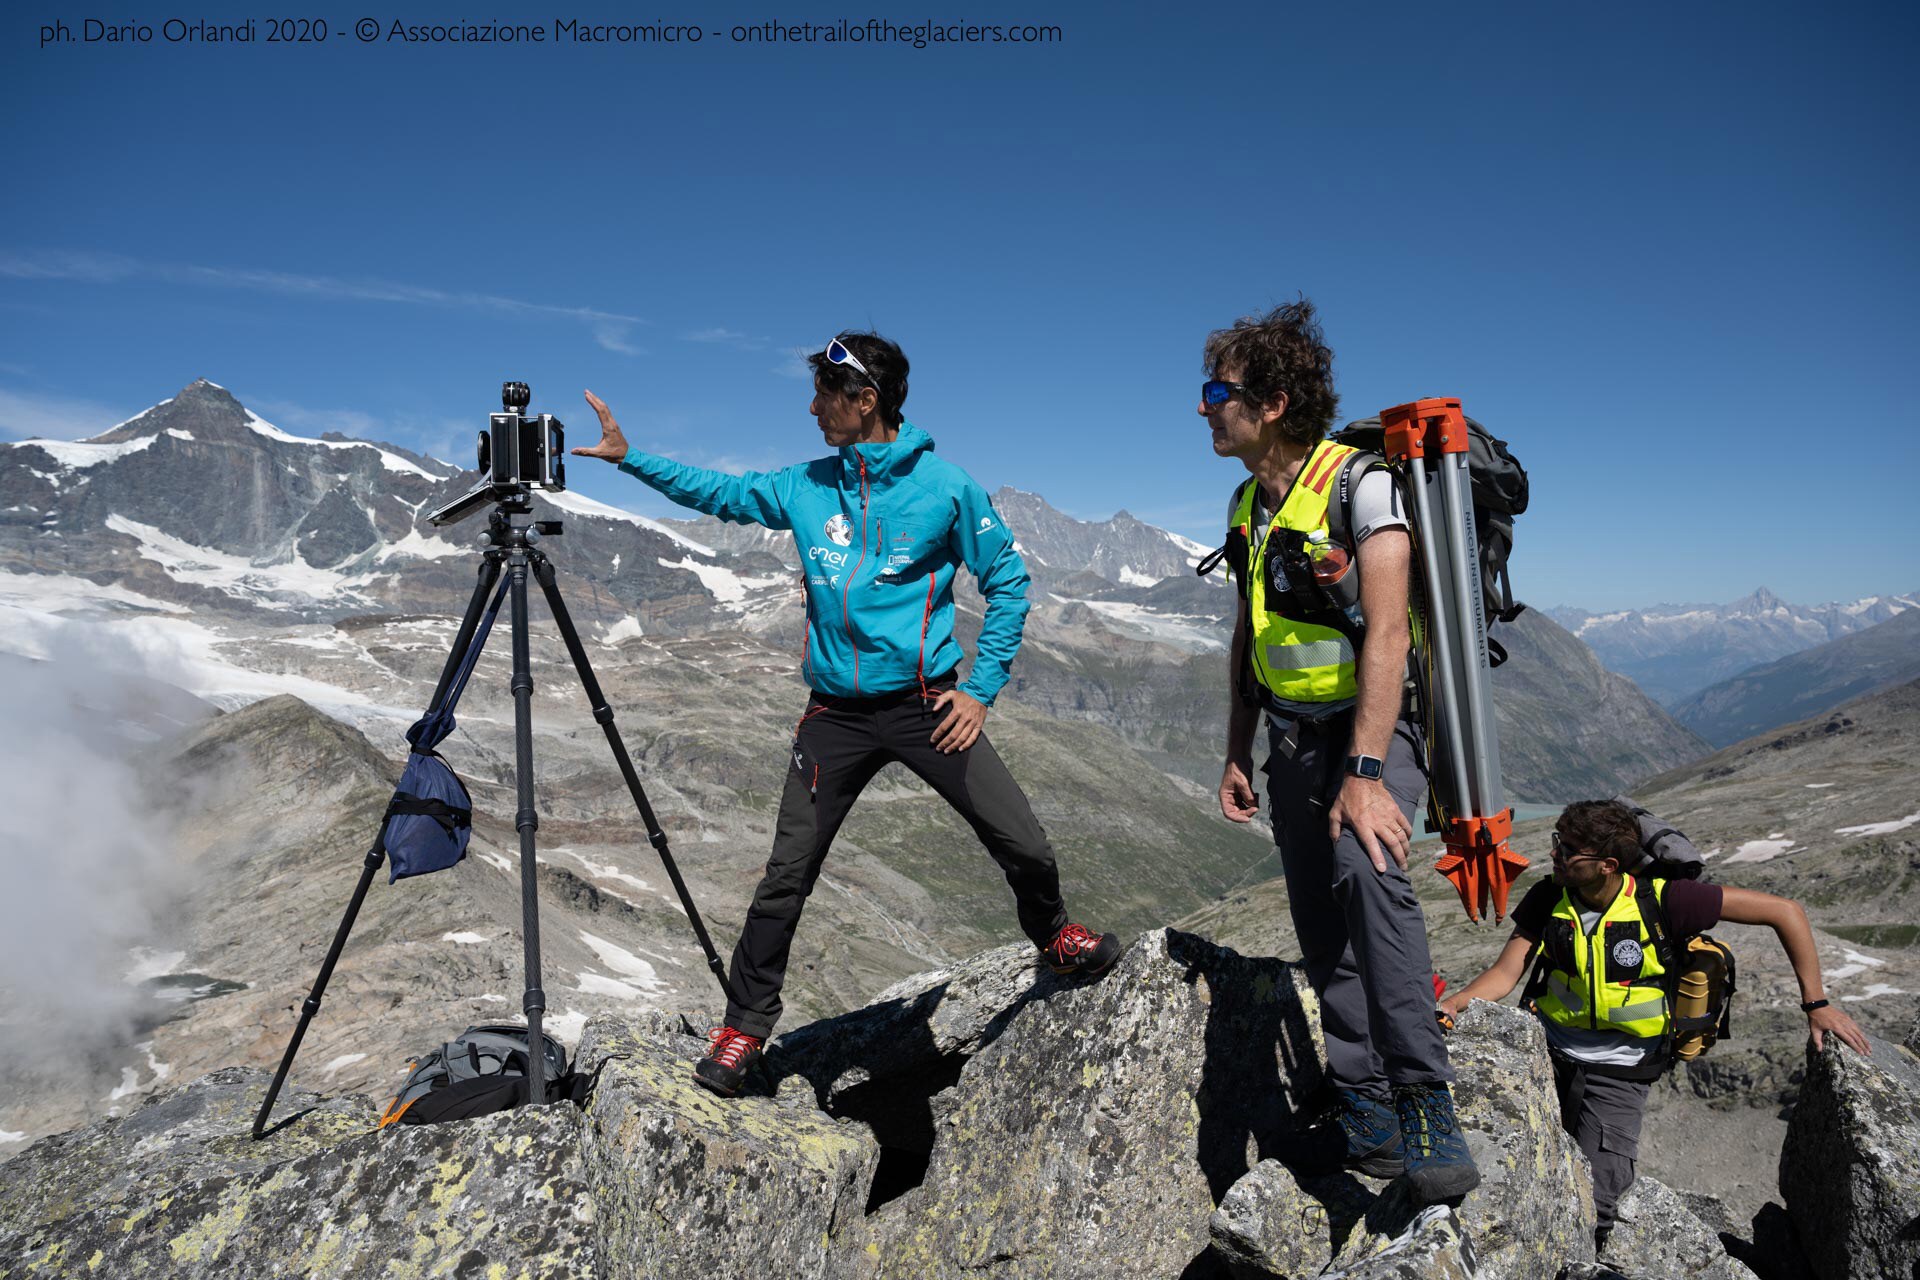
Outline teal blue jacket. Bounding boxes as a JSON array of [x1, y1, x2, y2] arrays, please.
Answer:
[[619, 422, 1030, 704]]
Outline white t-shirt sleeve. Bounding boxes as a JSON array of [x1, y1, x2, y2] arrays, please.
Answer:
[[1350, 468, 1407, 544]]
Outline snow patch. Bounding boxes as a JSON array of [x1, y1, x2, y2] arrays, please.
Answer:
[[542, 490, 716, 554], [377, 528, 470, 562], [543, 1009, 589, 1045], [578, 932, 665, 994], [6, 435, 157, 469], [1805, 783, 1835, 789], [106, 514, 375, 610], [0, 572, 187, 617], [0, 1131, 24, 1144], [243, 410, 439, 478], [441, 931, 489, 945], [105, 1043, 172, 1102], [603, 615, 644, 644], [657, 556, 787, 607], [322, 1053, 368, 1075], [1835, 811, 1920, 838], [1840, 984, 1907, 1002], [1072, 598, 1227, 652], [574, 972, 654, 1001], [1723, 837, 1796, 865], [1117, 565, 1163, 588], [163, 428, 195, 442]]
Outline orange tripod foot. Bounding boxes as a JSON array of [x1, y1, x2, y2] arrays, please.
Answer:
[[1434, 811, 1529, 922]]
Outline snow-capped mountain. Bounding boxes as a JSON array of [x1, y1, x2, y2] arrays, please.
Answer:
[[1548, 586, 1920, 707], [988, 488, 1212, 588]]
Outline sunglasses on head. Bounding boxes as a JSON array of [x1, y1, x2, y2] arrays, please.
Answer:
[[1201, 379, 1249, 409], [825, 338, 881, 394]]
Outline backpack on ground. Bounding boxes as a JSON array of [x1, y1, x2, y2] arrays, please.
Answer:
[[377, 1023, 586, 1127]]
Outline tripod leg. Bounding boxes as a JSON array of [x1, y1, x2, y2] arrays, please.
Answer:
[[252, 843, 383, 1138], [508, 557, 550, 1106], [253, 555, 504, 1140], [530, 552, 739, 1007]]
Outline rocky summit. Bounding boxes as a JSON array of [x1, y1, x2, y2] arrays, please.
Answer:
[[10, 930, 1910, 1280]]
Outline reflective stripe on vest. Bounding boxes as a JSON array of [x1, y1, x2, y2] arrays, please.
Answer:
[[1532, 875, 1672, 1042], [1228, 440, 1361, 704]]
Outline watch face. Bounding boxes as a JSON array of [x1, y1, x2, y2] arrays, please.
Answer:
[[1350, 755, 1383, 780]]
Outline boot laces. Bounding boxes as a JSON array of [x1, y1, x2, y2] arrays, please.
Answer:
[[706, 1026, 762, 1070], [1397, 1086, 1458, 1137], [1050, 923, 1097, 957]]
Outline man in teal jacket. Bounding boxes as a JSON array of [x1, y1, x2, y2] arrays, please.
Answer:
[[574, 330, 1119, 1095]]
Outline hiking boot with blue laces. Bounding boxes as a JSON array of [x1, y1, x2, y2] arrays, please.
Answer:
[[1394, 1083, 1481, 1203], [1277, 1088, 1406, 1178]]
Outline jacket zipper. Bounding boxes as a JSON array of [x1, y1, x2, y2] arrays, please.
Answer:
[[842, 457, 869, 693]]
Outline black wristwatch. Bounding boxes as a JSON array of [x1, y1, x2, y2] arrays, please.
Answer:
[[1346, 754, 1385, 781], [1800, 999, 1830, 1013]]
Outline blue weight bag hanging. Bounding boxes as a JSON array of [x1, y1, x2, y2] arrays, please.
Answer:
[[382, 580, 506, 882]]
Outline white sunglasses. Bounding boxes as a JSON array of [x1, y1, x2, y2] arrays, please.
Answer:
[[825, 338, 881, 394]]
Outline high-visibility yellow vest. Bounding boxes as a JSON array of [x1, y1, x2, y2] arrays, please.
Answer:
[[1531, 875, 1674, 1042], [1226, 439, 1365, 704]]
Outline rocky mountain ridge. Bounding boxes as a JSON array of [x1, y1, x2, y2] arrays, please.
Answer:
[[1666, 607, 1920, 747], [5, 930, 1913, 1278], [1548, 586, 1919, 708]]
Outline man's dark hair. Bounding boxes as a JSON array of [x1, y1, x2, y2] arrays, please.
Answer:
[[808, 330, 909, 429], [1556, 800, 1643, 868], [1202, 298, 1339, 444]]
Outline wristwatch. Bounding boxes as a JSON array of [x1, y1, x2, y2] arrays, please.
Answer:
[[1800, 999, 1830, 1014], [1346, 754, 1385, 781]]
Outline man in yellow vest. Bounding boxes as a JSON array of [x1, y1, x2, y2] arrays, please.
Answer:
[[1441, 800, 1869, 1244], [1205, 300, 1479, 1203]]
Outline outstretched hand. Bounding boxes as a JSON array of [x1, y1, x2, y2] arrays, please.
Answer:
[[929, 689, 987, 754], [572, 390, 629, 463]]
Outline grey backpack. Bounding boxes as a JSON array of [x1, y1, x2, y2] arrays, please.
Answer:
[[377, 1023, 572, 1127], [1611, 795, 1707, 880]]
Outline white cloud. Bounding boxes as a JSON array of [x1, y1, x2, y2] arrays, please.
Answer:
[[684, 327, 766, 349], [773, 346, 813, 379], [0, 249, 644, 332], [594, 322, 645, 356], [0, 387, 138, 442]]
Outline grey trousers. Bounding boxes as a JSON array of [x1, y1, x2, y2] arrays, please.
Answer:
[[1553, 1057, 1651, 1229], [1265, 712, 1452, 1096]]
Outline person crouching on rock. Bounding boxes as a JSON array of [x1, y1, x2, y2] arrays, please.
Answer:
[[572, 330, 1121, 1097], [1439, 799, 1870, 1247]]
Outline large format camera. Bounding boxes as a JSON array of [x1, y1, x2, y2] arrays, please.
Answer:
[[428, 382, 566, 526]]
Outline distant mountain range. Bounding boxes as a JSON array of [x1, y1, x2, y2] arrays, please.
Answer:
[[1667, 607, 1920, 747], [1548, 587, 1920, 707], [0, 378, 1701, 802]]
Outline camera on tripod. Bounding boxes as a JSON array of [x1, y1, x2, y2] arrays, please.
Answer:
[[428, 382, 567, 527]]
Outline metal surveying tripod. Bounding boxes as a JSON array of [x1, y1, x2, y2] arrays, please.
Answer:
[[253, 496, 736, 1137], [1381, 397, 1529, 923]]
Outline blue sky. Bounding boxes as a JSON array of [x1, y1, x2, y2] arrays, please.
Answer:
[[2, 0, 1915, 610]]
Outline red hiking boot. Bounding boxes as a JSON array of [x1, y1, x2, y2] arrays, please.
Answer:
[[693, 1026, 764, 1097], [1042, 923, 1120, 977]]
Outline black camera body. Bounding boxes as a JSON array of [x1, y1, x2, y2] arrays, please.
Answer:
[[428, 382, 568, 527], [478, 381, 565, 490]]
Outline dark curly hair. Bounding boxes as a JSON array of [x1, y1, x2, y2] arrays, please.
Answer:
[[808, 330, 908, 430], [1555, 800, 1643, 868], [1202, 299, 1339, 444]]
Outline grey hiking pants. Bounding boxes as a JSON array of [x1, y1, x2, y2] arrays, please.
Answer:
[[1553, 1057, 1651, 1230], [1264, 711, 1452, 1096]]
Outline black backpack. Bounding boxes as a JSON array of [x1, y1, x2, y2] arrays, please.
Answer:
[[1330, 415, 1530, 625], [377, 1023, 596, 1126]]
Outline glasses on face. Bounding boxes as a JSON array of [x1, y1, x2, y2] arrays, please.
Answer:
[[1550, 831, 1604, 862], [825, 338, 881, 394], [1201, 379, 1247, 410]]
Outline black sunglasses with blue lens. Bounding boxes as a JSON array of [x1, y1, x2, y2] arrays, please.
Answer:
[[1202, 379, 1248, 409]]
